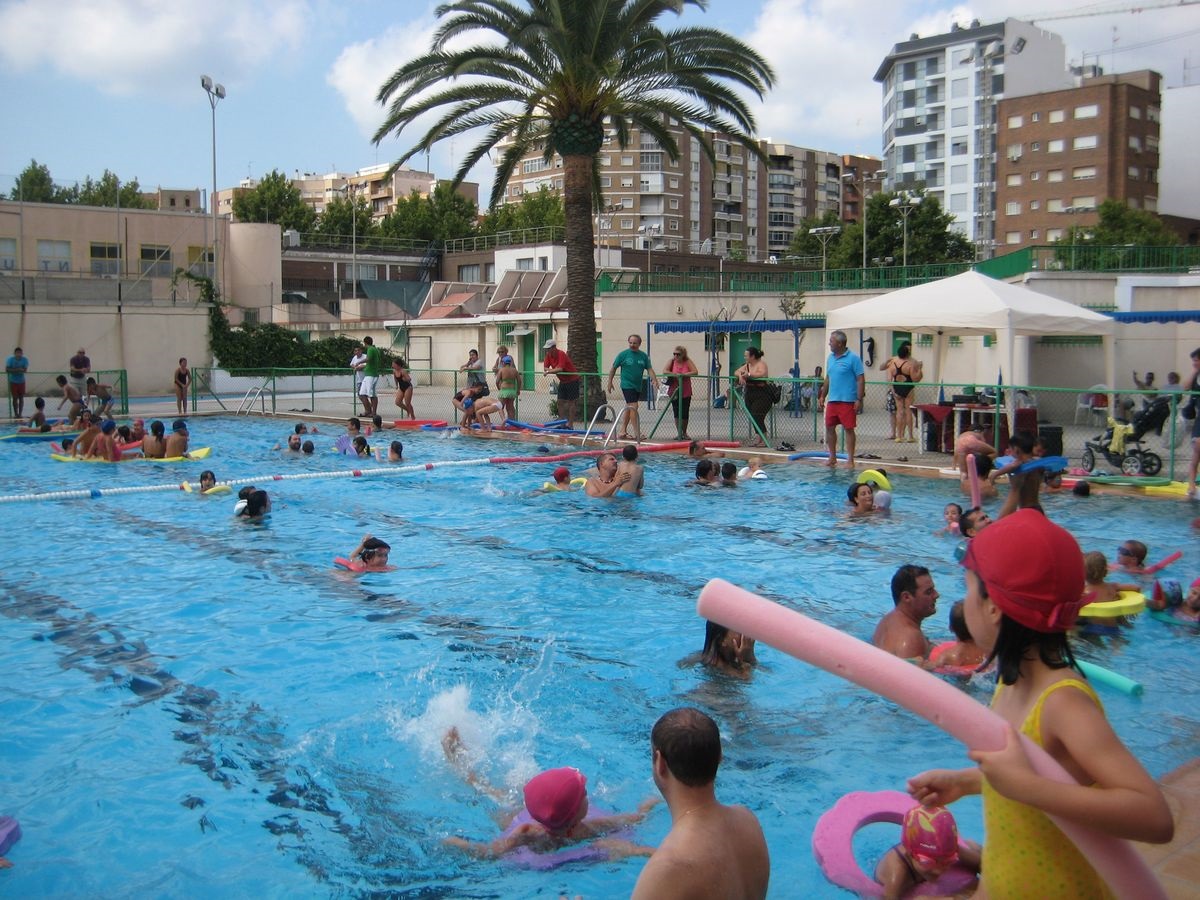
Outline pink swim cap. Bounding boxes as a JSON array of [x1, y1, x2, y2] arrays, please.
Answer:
[[902, 805, 959, 864], [523, 767, 587, 830]]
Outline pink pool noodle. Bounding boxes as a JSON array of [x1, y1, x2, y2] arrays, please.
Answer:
[[696, 578, 1164, 900], [967, 453, 981, 509]]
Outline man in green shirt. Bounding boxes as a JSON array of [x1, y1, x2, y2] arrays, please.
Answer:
[[607, 334, 658, 442], [360, 336, 382, 417]]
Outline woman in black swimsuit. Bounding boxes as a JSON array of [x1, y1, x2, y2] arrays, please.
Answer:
[[392, 358, 415, 419], [880, 342, 922, 443], [173, 357, 190, 415], [736, 347, 772, 447]]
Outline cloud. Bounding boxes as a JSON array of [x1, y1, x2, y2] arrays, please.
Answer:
[[0, 0, 308, 96]]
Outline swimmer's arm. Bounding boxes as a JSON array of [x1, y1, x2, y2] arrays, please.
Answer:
[[443, 832, 525, 858], [970, 702, 1173, 843], [874, 847, 911, 900], [592, 836, 655, 859], [907, 767, 982, 806], [584, 797, 660, 832]]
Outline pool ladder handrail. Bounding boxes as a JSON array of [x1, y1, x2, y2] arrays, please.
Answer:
[[582, 404, 616, 445], [235, 380, 271, 416]]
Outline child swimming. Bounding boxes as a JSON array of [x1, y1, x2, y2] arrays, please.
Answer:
[[907, 510, 1173, 896], [873, 804, 980, 900]]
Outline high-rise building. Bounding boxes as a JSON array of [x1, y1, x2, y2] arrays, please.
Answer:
[[995, 70, 1162, 251], [875, 18, 1071, 254], [761, 143, 843, 258], [839, 154, 884, 226]]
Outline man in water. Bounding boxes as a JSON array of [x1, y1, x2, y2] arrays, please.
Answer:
[[871, 565, 938, 661], [632, 707, 769, 900]]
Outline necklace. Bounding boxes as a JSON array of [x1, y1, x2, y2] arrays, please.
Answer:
[[676, 802, 713, 823]]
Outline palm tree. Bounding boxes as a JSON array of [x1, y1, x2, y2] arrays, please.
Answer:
[[373, 0, 773, 382]]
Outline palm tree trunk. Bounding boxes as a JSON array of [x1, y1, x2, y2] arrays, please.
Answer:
[[562, 152, 602, 417]]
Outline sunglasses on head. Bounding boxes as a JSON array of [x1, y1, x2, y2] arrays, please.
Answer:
[[1117, 547, 1134, 556]]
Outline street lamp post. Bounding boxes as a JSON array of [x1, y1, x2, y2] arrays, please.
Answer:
[[888, 191, 924, 268], [638, 223, 661, 288], [809, 225, 842, 287], [200, 75, 226, 286], [841, 168, 887, 272], [338, 182, 359, 302]]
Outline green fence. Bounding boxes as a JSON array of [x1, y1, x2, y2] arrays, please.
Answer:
[[6, 368, 128, 419]]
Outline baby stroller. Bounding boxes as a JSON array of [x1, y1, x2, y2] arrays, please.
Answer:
[[1080, 395, 1171, 476]]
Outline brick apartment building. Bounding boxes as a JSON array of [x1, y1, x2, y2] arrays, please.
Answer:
[[995, 70, 1161, 251]]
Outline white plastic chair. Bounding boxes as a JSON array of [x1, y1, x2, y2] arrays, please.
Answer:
[[1074, 384, 1109, 426]]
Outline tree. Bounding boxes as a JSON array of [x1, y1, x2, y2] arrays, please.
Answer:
[[1068, 199, 1179, 248], [74, 170, 153, 209], [787, 210, 843, 268], [232, 170, 316, 232], [479, 186, 565, 235], [379, 190, 437, 242], [827, 191, 973, 269], [10, 159, 56, 202], [316, 192, 377, 242], [373, 0, 773, 380], [426, 182, 480, 241]]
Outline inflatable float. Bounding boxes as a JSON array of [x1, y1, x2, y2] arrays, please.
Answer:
[[1, 430, 82, 443], [928, 641, 983, 679], [695, 578, 1165, 900], [1075, 660, 1143, 697], [51, 447, 211, 463], [392, 419, 448, 429], [501, 808, 636, 869], [1080, 590, 1146, 618], [812, 790, 977, 897], [0, 815, 20, 856], [857, 469, 892, 491], [790, 451, 848, 462], [994, 454, 1069, 474]]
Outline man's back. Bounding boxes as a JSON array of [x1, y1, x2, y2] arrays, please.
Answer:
[[632, 804, 768, 900], [871, 608, 928, 660]]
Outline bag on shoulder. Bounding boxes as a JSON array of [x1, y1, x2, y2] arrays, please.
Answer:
[[768, 382, 782, 404]]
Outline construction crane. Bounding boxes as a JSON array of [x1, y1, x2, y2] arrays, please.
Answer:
[[1022, 0, 1200, 24]]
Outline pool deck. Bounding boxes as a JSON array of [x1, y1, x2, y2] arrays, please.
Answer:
[[1140, 759, 1200, 897]]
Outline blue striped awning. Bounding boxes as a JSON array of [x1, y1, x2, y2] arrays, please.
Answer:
[[652, 318, 826, 334], [1108, 310, 1200, 324]]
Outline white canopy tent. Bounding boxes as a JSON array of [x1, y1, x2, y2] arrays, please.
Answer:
[[825, 270, 1116, 391]]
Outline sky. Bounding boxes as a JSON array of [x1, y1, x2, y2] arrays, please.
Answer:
[[1, 0, 1197, 209]]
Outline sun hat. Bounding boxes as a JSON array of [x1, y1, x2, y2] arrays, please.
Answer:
[[902, 805, 959, 864], [543, 339, 556, 349], [523, 767, 587, 830], [961, 508, 1086, 632]]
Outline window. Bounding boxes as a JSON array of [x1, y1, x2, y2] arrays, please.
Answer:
[[1047, 199, 1065, 212], [1007, 114, 1023, 128], [522, 158, 549, 173], [484, 263, 496, 283], [1049, 109, 1064, 123], [1031, 229, 1040, 239], [1147, 135, 1159, 152], [1030, 200, 1040, 210], [1006, 143, 1023, 159], [1047, 139, 1064, 153], [1072, 196, 1096, 209], [620, 156, 633, 166], [598, 155, 611, 166], [1073, 104, 1099, 119], [1005, 231, 1021, 244], [621, 177, 634, 187], [1072, 166, 1096, 180], [669, 198, 680, 209], [187, 246, 213, 277], [169, 198, 176, 207], [1031, 171, 1040, 181], [951, 106, 968, 127], [1148, 105, 1160, 123], [0, 237, 15, 271], [952, 164, 968, 184], [1005, 201, 1021, 215], [89, 242, 121, 276], [600, 176, 611, 187], [37, 239, 70, 272], [951, 139, 968, 156], [140, 244, 172, 277], [926, 57, 941, 75], [538, 256, 549, 270], [516, 257, 533, 270], [1048, 169, 1063, 183], [1005, 173, 1022, 186], [621, 198, 633, 209], [1072, 135, 1098, 150], [1047, 228, 1063, 241], [902, 61, 917, 81], [1130, 105, 1141, 119], [669, 178, 680, 188], [1031, 112, 1041, 122], [620, 218, 633, 229], [1128, 165, 1140, 179], [949, 193, 967, 212], [1031, 142, 1040, 151], [1129, 136, 1142, 151], [1145, 197, 1157, 212], [668, 219, 679, 231], [458, 263, 480, 281], [951, 77, 968, 98]]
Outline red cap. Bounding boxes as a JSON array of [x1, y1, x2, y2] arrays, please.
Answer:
[[523, 767, 586, 830], [962, 508, 1086, 632], [553, 466, 570, 482]]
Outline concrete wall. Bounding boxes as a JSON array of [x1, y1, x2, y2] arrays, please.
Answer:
[[1, 302, 211, 397], [226, 223, 282, 318]]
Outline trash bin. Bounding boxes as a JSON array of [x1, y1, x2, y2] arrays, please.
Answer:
[[923, 421, 938, 453], [1038, 424, 1064, 457]]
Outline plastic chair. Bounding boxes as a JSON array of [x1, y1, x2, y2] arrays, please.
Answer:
[[1074, 384, 1108, 426]]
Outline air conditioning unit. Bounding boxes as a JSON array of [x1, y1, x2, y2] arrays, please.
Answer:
[[914, 117, 925, 125]]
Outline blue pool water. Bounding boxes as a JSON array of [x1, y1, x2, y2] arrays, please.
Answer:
[[1, 418, 1197, 898]]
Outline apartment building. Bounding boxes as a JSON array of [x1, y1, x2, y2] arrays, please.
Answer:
[[839, 154, 884, 226], [875, 18, 1072, 252], [761, 143, 843, 259], [995, 70, 1162, 251]]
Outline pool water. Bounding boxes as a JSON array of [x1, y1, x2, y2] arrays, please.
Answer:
[[1, 418, 1196, 898]]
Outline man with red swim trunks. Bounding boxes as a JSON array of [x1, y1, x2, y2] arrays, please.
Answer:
[[818, 330, 865, 469]]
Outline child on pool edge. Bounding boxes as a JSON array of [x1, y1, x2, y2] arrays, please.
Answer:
[[907, 509, 1173, 897], [874, 804, 980, 899]]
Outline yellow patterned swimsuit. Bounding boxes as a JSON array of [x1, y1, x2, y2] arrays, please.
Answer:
[[981, 678, 1113, 899]]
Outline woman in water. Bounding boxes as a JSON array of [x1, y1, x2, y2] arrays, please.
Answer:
[[686, 620, 757, 679], [880, 341, 922, 443], [846, 482, 877, 516]]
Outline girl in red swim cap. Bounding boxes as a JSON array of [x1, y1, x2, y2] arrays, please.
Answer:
[[907, 509, 1173, 898]]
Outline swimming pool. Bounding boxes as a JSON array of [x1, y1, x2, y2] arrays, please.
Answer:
[[1, 418, 1196, 897]]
